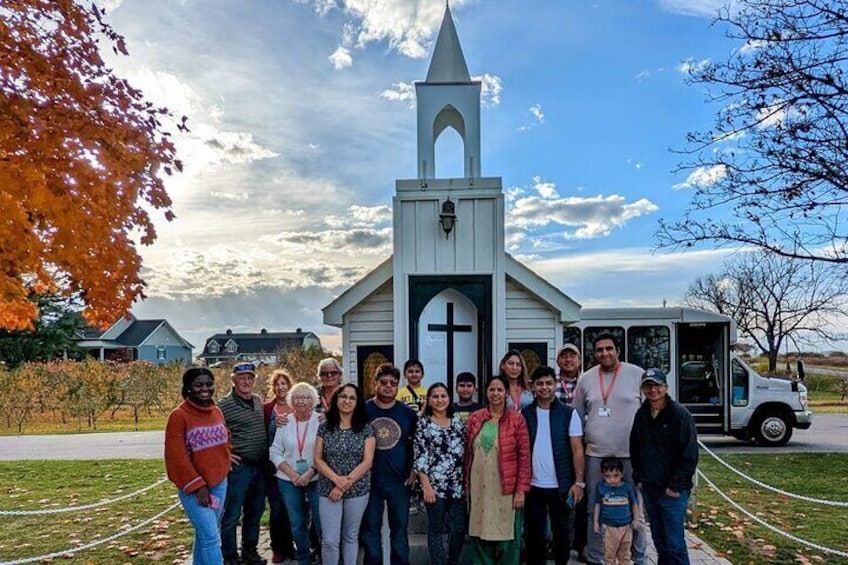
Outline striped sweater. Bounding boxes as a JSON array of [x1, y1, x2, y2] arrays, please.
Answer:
[[164, 399, 230, 493], [217, 392, 268, 462]]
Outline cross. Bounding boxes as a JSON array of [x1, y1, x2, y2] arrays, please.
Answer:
[[427, 302, 472, 386]]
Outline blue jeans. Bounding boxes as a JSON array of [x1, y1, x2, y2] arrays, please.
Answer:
[[426, 497, 466, 565], [278, 479, 322, 565], [642, 489, 691, 565], [177, 479, 227, 565], [362, 479, 410, 565], [266, 470, 293, 556], [221, 462, 266, 559]]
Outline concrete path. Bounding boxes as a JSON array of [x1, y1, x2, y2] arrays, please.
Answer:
[[224, 525, 732, 565], [0, 430, 164, 460]]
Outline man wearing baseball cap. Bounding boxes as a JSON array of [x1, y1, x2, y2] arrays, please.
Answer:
[[218, 362, 269, 565], [555, 343, 582, 405], [555, 342, 588, 560], [630, 368, 699, 565]]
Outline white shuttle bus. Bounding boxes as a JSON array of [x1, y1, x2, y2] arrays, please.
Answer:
[[564, 307, 812, 446]]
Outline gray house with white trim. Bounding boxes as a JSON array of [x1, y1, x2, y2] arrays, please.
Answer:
[[74, 314, 193, 366]]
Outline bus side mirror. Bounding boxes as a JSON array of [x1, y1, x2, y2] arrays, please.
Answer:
[[797, 360, 806, 382]]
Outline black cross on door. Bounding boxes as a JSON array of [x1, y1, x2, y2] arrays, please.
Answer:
[[427, 302, 472, 387]]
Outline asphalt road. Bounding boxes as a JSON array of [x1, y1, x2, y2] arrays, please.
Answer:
[[0, 413, 846, 461]]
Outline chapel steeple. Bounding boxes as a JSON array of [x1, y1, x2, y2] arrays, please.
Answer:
[[415, 3, 481, 180], [425, 3, 471, 84]]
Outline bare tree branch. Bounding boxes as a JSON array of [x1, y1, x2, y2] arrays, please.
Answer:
[[683, 250, 848, 371]]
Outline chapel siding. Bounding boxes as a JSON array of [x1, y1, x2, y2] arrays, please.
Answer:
[[346, 281, 394, 384], [505, 279, 558, 366]]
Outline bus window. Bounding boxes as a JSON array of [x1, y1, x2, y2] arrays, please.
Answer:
[[731, 358, 749, 406], [563, 326, 581, 352], [582, 326, 625, 371], [627, 326, 670, 373]]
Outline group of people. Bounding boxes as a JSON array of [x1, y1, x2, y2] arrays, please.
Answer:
[[164, 333, 699, 565]]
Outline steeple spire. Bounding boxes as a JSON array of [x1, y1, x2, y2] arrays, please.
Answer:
[[425, 3, 471, 83]]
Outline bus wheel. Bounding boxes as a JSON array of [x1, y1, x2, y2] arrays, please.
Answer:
[[752, 410, 793, 447]]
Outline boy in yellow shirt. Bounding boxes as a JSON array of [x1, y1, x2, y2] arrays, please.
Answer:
[[396, 359, 426, 413]]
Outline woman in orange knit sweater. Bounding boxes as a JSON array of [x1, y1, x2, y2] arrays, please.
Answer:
[[165, 367, 231, 565]]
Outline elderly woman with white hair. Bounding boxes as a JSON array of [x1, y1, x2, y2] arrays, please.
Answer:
[[269, 382, 322, 565], [316, 357, 344, 414]]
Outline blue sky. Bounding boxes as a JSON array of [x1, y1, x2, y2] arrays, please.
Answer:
[[105, 0, 748, 353]]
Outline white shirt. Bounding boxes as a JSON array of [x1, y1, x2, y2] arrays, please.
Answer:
[[531, 406, 583, 488]]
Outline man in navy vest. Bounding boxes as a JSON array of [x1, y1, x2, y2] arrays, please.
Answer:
[[522, 365, 586, 565]]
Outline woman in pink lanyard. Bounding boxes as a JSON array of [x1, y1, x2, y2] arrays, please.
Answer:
[[269, 382, 322, 565]]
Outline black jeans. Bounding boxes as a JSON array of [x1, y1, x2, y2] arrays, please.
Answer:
[[524, 486, 572, 565], [426, 497, 467, 565]]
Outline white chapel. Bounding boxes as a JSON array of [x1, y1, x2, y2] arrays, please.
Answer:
[[323, 5, 581, 398]]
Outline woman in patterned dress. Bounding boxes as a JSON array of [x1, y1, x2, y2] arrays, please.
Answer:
[[413, 382, 467, 565], [466, 375, 532, 564], [313, 383, 375, 565]]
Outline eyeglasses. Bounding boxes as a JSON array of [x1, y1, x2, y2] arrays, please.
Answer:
[[594, 346, 616, 353], [292, 396, 311, 402], [319, 370, 341, 378], [337, 394, 357, 401], [377, 379, 399, 387], [233, 363, 256, 373]]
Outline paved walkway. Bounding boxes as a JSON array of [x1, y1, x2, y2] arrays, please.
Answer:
[[197, 521, 731, 565]]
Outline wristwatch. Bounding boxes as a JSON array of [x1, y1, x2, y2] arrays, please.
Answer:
[[575, 481, 586, 489]]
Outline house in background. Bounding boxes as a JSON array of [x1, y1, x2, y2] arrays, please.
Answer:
[[73, 314, 193, 366], [199, 328, 322, 366]]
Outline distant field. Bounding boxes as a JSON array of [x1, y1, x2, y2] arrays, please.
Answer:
[[0, 406, 168, 436]]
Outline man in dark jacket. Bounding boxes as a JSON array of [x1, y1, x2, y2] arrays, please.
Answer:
[[522, 366, 586, 565], [630, 368, 698, 565]]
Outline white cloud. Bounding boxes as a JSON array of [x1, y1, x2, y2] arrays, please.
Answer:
[[329, 46, 354, 69], [476, 73, 503, 106], [678, 58, 710, 75], [673, 164, 727, 189], [323, 205, 393, 228], [380, 81, 416, 107], [506, 178, 659, 240], [657, 0, 728, 18], [299, 0, 473, 59], [209, 190, 249, 201], [530, 103, 544, 124], [740, 39, 767, 55], [120, 68, 278, 176], [532, 176, 559, 199], [635, 69, 651, 81], [756, 100, 803, 129]]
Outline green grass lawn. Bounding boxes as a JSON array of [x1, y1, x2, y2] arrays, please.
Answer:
[[693, 452, 848, 564], [0, 460, 192, 564], [2, 455, 848, 564]]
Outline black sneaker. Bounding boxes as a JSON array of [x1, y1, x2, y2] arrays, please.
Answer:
[[241, 550, 267, 565]]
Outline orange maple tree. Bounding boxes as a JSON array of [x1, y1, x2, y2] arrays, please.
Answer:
[[0, 0, 184, 330]]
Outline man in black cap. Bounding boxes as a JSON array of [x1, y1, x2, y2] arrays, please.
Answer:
[[629, 368, 699, 565]]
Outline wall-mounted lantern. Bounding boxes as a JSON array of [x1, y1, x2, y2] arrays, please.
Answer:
[[439, 197, 456, 238]]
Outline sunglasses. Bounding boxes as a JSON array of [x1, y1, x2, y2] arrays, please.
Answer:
[[233, 362, 256, 373]]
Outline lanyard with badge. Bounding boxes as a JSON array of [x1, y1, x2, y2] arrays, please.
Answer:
[[597, 363, 620, 417], [294, 419, 310, 474]]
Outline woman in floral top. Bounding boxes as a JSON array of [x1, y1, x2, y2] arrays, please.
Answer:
[[313, 383, 375, 565], [413, 382, 467, 565]]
